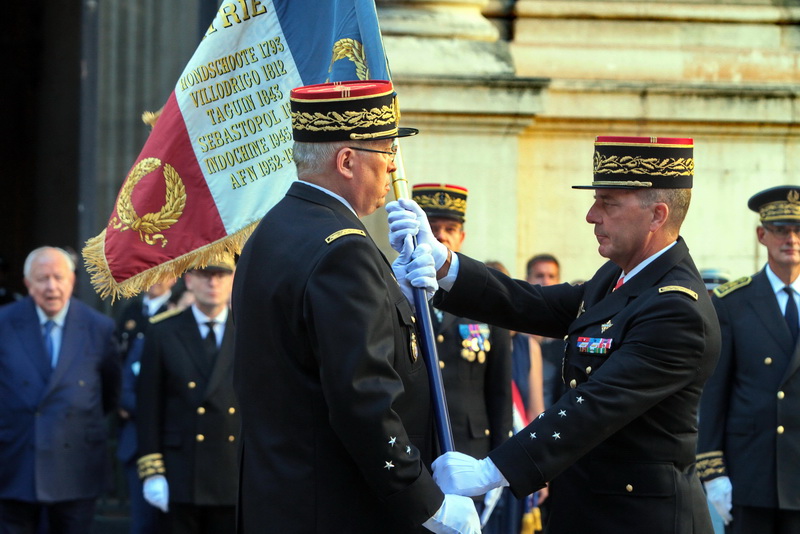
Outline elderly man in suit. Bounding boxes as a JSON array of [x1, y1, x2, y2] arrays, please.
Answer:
[[0, 246, 121, 534], [389, 136, 722, 534], [232, 80, 479, 534], [698, 185, 800, 534], [135, 256, 238, 534]]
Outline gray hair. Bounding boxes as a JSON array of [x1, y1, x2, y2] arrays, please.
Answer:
[[292, 141, 350, 178], [292, 139, 388, 178], [636, 188, 692, 230], [24, 247, 76, 278]]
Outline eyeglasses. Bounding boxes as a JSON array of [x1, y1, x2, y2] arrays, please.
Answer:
[[348, 145, 397, 162], [763, 224, 800, 238]]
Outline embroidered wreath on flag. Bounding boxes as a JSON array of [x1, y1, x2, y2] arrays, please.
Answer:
[[111, 157, 186, 248]]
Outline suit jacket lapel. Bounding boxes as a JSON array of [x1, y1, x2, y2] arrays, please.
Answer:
[[176, 309, 213, 378], [12, 299, 52, 382], [205, 315, 235, 398], [48, 300, 86, 387], [747, 270, 795, 352]]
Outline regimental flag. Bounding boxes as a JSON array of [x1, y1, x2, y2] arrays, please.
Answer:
[[84, 0, 391, 300]]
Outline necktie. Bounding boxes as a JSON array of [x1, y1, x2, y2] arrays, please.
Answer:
[[613, 276, 625, 292], [203, 321, 218, 364], [43, 320, 56, 368], [784, 287, 798, 345]]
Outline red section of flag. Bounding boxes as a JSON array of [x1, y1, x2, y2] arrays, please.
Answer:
[[103, 92, 226, 284]]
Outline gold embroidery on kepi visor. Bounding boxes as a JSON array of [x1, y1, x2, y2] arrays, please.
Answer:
[[573, 136, 694, 190], [290, 80, 418, 143]]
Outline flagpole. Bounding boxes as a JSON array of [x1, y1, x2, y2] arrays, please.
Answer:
[[391, 146, 455, 454]]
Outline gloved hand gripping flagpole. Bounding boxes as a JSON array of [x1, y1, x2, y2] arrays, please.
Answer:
[[391, 145, 455, 454]]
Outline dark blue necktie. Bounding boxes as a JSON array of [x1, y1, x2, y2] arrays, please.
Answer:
[[784, 287, 799, 345], [204, 321, 218, 364], [43, 320, 56, 367]]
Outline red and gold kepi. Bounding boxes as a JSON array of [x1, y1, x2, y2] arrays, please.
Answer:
[[290, 80, 418, 143], [747, 185, 800, 225], [573, 136, 694, 190], [411, 183, 468, 223]]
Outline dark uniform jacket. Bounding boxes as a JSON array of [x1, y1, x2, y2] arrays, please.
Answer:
[[434, 238, 720, 534], [116, 296, 170, 465], [0, 297, 120, 502], [136, 308, 239, 505], [232, 182, 443, 533], [697, 269, 800, 510], [433, 310, 512, 458]]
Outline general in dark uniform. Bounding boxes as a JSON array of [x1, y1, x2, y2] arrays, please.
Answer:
[[136, 257, 239, 534], [697, 185, 800, 534], [232, 81, 480, 534], [390, 136, 721, 534]]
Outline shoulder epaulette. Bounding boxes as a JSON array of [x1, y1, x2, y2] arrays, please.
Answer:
[[658, 285, 698, 301], [713, 276, 752, 298], [325, 228, 366, 244], [148, 307, 182, 324]]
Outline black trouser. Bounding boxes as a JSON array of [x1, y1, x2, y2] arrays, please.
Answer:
[[731, 505, 800, 534], [168, 503, 236, 534], [0, 498, 95, 534]]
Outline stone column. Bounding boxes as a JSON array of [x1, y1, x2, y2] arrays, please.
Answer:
[[361, 0, 547, 274]]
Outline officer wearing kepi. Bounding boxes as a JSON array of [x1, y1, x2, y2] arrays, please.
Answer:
[[388, 136, 722, 534], [698, 185, 800, 533], [411, 183, 512, 526]]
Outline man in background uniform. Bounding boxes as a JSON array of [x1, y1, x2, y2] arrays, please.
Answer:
[[698, 185, 800, 533], [411, 183, 512, 528], [136, 257, 238, 534]]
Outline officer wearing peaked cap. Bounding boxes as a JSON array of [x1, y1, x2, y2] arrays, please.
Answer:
[[388, 136, 722, 533], [232, 80, 479, 534], [135, 256, 239, 533], [698, 185, 800, 534]]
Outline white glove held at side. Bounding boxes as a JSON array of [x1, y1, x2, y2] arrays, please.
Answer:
[[386, 199, 448, 270], [432, 451, 509, 497], [422, 494, 481, 534], [143, 474, 169, 513], [704, 476, 732, 526]]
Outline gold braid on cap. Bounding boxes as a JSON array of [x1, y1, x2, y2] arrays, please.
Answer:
[[291, 104, 397, 133], [414, 192, 467, 215], [594, 153, 694, 177], [760, 190, 800, 221]]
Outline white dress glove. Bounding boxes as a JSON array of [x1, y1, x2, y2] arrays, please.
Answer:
[[386, 199, 449, 270], [143, 474, 169, 512], [392, 236, 438, 307], [704, 476, 732, 526], [422, 494, 481, 534], [432, 451, 509, 497]]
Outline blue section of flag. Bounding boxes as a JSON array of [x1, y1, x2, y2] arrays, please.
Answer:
[[274, 0, 390, 84]]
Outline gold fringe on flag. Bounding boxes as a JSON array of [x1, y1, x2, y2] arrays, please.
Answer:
[[82, 221, 258, 302]]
